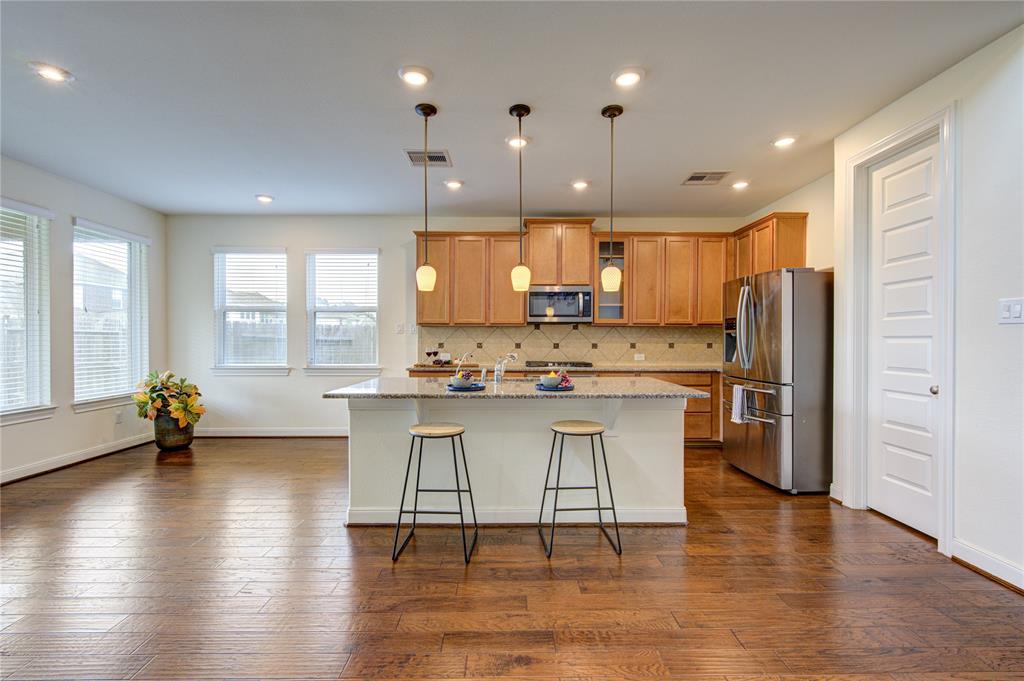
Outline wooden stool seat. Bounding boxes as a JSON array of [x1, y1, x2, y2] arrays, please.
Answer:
[[550, 419, 605, 436], [409, 422, 465, 438]]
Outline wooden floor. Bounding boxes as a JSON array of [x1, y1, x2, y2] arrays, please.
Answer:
[[1, 438, 1021, 680]]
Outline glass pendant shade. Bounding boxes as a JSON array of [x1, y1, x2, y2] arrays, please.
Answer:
[[416, 263, 437, 292], [510, 263, 531, 292], [601, 264, 622, 293]]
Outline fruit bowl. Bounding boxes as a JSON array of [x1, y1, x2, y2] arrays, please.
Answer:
[[540, 372, 562, 388], [450, 370, 474, 388]]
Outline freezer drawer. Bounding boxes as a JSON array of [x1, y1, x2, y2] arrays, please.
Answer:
[[722, 402, 793, 491], [723, 375, 793, 415]]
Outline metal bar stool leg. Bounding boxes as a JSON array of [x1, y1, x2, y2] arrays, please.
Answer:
[[392, 436, 418, 561], [590, 434, 606, 532], [458, 435, 480, 554], [597, 432, 622, 555], [539, 433, 565, 558], [450, 435, 478, 563], [537, 431, 558, 528]]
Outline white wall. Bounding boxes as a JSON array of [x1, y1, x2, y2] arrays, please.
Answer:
[[742, 173, 835, 269], [833, 26, 1024, 585], [165, 215, 734, 435], [0, 156, 167, 481]]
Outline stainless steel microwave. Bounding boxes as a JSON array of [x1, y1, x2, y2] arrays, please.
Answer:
[[527, 285, 593, 323]]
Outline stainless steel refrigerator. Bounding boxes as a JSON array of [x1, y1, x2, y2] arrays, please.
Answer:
[[722, 268, 833, 493]]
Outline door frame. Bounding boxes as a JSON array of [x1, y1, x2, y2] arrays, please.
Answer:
[[835, 105, 957, 555]]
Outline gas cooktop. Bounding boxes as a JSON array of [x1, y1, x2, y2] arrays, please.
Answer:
[[524, 360, 594, 368]]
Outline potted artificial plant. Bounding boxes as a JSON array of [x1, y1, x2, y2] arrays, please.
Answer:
[[133, 371, 206, 451]]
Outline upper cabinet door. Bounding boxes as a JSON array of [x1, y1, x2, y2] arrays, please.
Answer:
[[451, 236, 487, 325], [525, 223, 559, 285], [663, 236, 696, 325], [630, 236, 664, 325], [593, 236, 629, 325], [696, 237, 727, 325], [487, 235, 527, 325], [735, 231, 753, 278], [560, 223, 593, 285], [752, 221, 775, 274], [416, 235, 451, 325]]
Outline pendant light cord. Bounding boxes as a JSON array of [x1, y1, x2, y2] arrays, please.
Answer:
[[518, 115, 524, 264], [608, 114, 615, 261], [423, 115, 430, 265]]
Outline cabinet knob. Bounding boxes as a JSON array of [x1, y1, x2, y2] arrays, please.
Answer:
[[929, 385, 940, 395]]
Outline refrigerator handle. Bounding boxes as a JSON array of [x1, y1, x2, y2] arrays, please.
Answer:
[[738, 285, 752, 369], [743, 283, 755, 369]]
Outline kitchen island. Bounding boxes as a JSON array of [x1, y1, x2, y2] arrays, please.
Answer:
[[324, 376, 707, 525]]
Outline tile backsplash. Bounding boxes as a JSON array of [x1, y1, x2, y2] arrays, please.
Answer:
[[417, 325, 721, 366]]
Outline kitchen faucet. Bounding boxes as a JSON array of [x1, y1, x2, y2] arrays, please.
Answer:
[[493, 352, 518, 384]]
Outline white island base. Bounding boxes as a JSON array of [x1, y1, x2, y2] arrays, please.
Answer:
[[335, 379, 696, 526]]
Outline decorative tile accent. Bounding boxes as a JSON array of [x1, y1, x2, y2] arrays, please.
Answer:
[[419, 324, 721, 366]]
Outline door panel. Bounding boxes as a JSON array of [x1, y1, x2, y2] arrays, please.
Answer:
[[629, 236, 663, 325], [746, 270, 790, 385], [487, 235, 526, 325], [752, 222, 775, 274], [526, 223, 559, 285], [664, 236, 695, 324], [560, 223, 593, 285], [735, 231, 753, 278], [868, 138, 943, 538], [696, 237, 727, 325], [416, 235, 451, 325], [451, 236, 487, 325]]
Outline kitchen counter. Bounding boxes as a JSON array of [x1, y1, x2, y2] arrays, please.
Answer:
[[405, 363, 722, 374], [326, 376, 708, 400], [326, 377, 692, 526]]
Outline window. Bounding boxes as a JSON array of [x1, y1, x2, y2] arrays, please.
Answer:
[[72, 218, 149, 402], [214, 248, 287, 367], [0, 201, 51, 413], [306, 250, 378, 367]]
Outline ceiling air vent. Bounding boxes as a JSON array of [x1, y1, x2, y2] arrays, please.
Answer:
[[405, 149, 453, 167], [682, 171, 730, 186]]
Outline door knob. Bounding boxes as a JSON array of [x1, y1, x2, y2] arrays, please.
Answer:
[[929, 385, 939, 395]]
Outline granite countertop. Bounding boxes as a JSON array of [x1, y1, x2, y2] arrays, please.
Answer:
[[406, 363, 722, 374], [325, 376, 709, 400]]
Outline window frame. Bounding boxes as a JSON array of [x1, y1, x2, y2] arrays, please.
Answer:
[[305, 248, 381, 370], [213, 246, 289, 370], [71, 217, 150, 406], [0, 198, 54, 421]]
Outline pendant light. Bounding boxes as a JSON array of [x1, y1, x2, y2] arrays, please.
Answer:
[[600, 104, 624, 293], [415, 103, 438, 292], [509, 104, 532, 292]]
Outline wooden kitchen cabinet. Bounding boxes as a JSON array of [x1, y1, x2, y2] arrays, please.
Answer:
[[487, 235, 527, 325], [415, 235, 451, 325], [732, 212, 807, 276], [629, 236, 664, 325], [663, 236, 696, 324], [525, 219, 593, 286], [593, 236, 629, 325], [451, 236, 487, 325], [696, 236, 728, 325]]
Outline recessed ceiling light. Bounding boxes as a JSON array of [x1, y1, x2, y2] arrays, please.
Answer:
[[731, 181, 750, 190], [572, 180, 589, 191], [506, 136, 529, 149], [772, 136, 797, 148], [443, 179, 463, 190], [612, 68, 644, 88], [30, 62, 74, 83], [255, 194, 274, 204], [398, 66, 432, 87]]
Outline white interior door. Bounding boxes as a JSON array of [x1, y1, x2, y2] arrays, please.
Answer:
[[867, 136, 945, 537]]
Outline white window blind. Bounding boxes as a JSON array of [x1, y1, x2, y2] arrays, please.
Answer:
[[0, 204, 51, 412], [214, 249, 287, 366], [306, 250, 378, 367], [73, 219, 149, 402]]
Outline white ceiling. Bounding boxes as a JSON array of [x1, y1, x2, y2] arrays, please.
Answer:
[[2, 2, 1021, 216]]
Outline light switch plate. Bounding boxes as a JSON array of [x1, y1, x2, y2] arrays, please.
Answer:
[[634, 353, 645, 361], [998, 297, 1024, 324]]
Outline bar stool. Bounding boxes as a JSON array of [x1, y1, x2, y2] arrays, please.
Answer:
[[537, 419, 622, 557], [392, 422, 479, 564]]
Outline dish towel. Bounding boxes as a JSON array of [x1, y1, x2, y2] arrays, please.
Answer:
[[730, 385, 746, 424]]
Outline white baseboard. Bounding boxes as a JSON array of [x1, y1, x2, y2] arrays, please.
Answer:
[[347, 506, 687, 525], [952, 538, 1024, 590], [1, 433, 153, 484], [829, 482, 842, 503], [196, 427, 349, 437]]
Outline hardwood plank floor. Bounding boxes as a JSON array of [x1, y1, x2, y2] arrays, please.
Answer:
[[1, 438, 1020, 680]]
